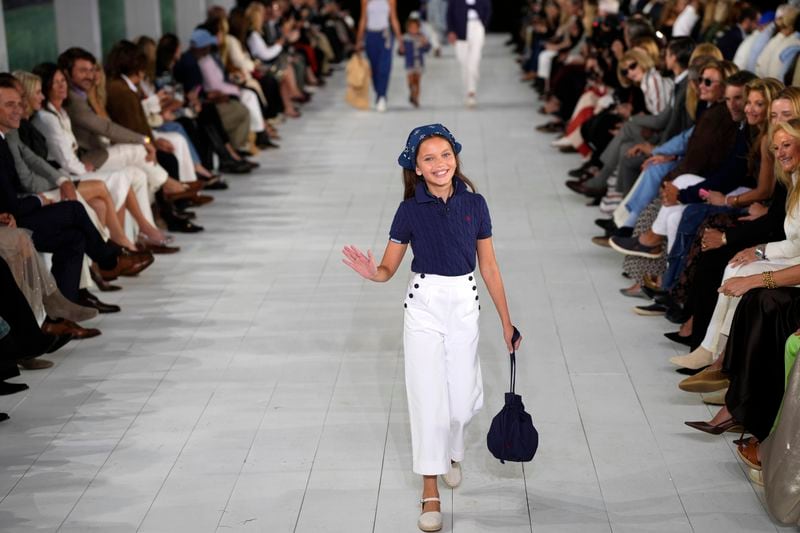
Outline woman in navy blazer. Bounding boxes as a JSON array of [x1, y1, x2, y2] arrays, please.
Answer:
[[447, 0, 491, 107]]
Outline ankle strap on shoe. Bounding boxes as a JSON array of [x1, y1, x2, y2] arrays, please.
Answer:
[[420, 497, 441, 504]]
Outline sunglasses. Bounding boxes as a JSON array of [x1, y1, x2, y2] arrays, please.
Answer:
[[620, 61, 638, 77], [700, 77, 719, 87]]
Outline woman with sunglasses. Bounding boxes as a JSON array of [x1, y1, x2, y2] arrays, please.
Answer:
[[342, 124, 520, 532], [617, 48, 674, 116]]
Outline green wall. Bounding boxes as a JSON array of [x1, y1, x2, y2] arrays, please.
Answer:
[[99, 0, 126, 60], [5, 1, 58, 71]]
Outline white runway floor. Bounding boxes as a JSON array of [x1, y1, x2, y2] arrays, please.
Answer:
[[0, 37, 792, 532]]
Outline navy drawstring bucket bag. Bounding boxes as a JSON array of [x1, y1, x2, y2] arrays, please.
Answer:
[[487, 327, 538, 463]]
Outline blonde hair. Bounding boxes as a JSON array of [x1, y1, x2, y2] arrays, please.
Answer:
[[617, 48, 655, 88], [770, 118, 800, 215], [746, 78, 785, 175], [12, 70, 41, 118], [774, 87, 800, 119], [684, 45, 723, 120], [630, 35, 661, 65], [245, 2, 265, 32]]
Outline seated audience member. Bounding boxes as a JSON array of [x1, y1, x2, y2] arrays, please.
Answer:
[[173, 33, 253, 156], [30, 63, 178, 253], [678, 119, 800, 380], [605, 60, 741, 245], [0, 256, 72, 387], [609, 71, 759, 261], [135, 36, 228, 189], [191, 28, 274, 150], [156, 33, 254, 174], [57, 47, 203, 233], [0, 216, 90, 368], [715, 5, 760, 60], [11, 69, 144, 253], [104, 40, 203, 189], [668, 87, 800, 351], [754, 5, 800, 79], [0, 73, 150, 306]]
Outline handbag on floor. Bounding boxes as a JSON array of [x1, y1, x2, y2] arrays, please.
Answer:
[[487, 327, 539, 463]]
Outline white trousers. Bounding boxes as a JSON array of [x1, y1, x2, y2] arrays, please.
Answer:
[[403, 272, 483, 476], [100, 144, 164, 226], [454, 19, 486, 96], [537, 49, 558, 80], [239, 89, 265, 133], [102, 143, 168, 194], [701, 259, 798, 353], [153, 131, 197, 183], [651, 174, 750, 253]]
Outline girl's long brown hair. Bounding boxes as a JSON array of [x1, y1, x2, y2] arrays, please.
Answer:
[[402, 135, 477, 200]]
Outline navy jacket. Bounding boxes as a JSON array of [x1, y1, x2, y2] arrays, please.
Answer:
[[447, 0, 491, 40]]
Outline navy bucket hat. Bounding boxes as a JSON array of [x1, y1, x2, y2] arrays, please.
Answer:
[[398, 124, 462, 170]]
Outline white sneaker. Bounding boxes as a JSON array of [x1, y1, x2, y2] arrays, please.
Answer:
[[376, 97, 387, 112], [418, 497, 442, 532], [441, 461, 462, 488], [466, 95, 477, 108]]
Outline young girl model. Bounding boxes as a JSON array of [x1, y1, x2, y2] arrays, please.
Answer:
[[342, 124, 521, 532], [403, 13, 432, 108]]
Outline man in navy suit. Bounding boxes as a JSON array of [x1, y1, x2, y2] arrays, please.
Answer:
[[447, 0, 491, 107]]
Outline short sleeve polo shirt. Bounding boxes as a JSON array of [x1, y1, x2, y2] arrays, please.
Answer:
[[389, 179, 492, 276]]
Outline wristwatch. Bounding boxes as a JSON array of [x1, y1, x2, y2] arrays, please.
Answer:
[[755, 244, 767, 261]]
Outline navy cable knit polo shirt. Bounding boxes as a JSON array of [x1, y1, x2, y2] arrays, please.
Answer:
[[389, 179, 492, 276]]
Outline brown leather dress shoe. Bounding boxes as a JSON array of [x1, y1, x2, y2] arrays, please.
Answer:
[[187, 194, 214, 206], [42, 318, 101, 339], [99, 252, 154, 280], [18, 358, 54, 370]]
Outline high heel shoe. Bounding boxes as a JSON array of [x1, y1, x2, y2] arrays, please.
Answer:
[[669, 346, 714, 369], [664, 331, 693, 347], [417, 497, 442, 532], [137, 233, 180, 254], [684, 417, 744, 435]]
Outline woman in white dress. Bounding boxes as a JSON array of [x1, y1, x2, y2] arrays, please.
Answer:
[[30, 64, 172, 250]]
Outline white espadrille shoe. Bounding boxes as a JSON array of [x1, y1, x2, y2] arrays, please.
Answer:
[[418, 497, 442, 532], [441, 461, 462, 488]]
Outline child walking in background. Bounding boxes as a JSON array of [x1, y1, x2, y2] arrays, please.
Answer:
[[404, 13, 432, 108]]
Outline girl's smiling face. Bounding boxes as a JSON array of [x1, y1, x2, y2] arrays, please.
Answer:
[[415, 136, 456, 191]]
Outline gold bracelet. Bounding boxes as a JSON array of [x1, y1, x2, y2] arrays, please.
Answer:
[[721, 232, 727, 246], [762, 271, 777, 289]]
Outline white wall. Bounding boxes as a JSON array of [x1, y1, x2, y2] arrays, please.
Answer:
[[54, 0, 102, 58], [124, 0, 162, 41]]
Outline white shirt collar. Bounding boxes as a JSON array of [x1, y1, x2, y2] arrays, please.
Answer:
[[120, 74, 138, 93], [674, 70, 689, 84]]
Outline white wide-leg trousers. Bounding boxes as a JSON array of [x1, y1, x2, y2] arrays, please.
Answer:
[[403, 272, 483, 476], [454, 19, 486, 97]]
